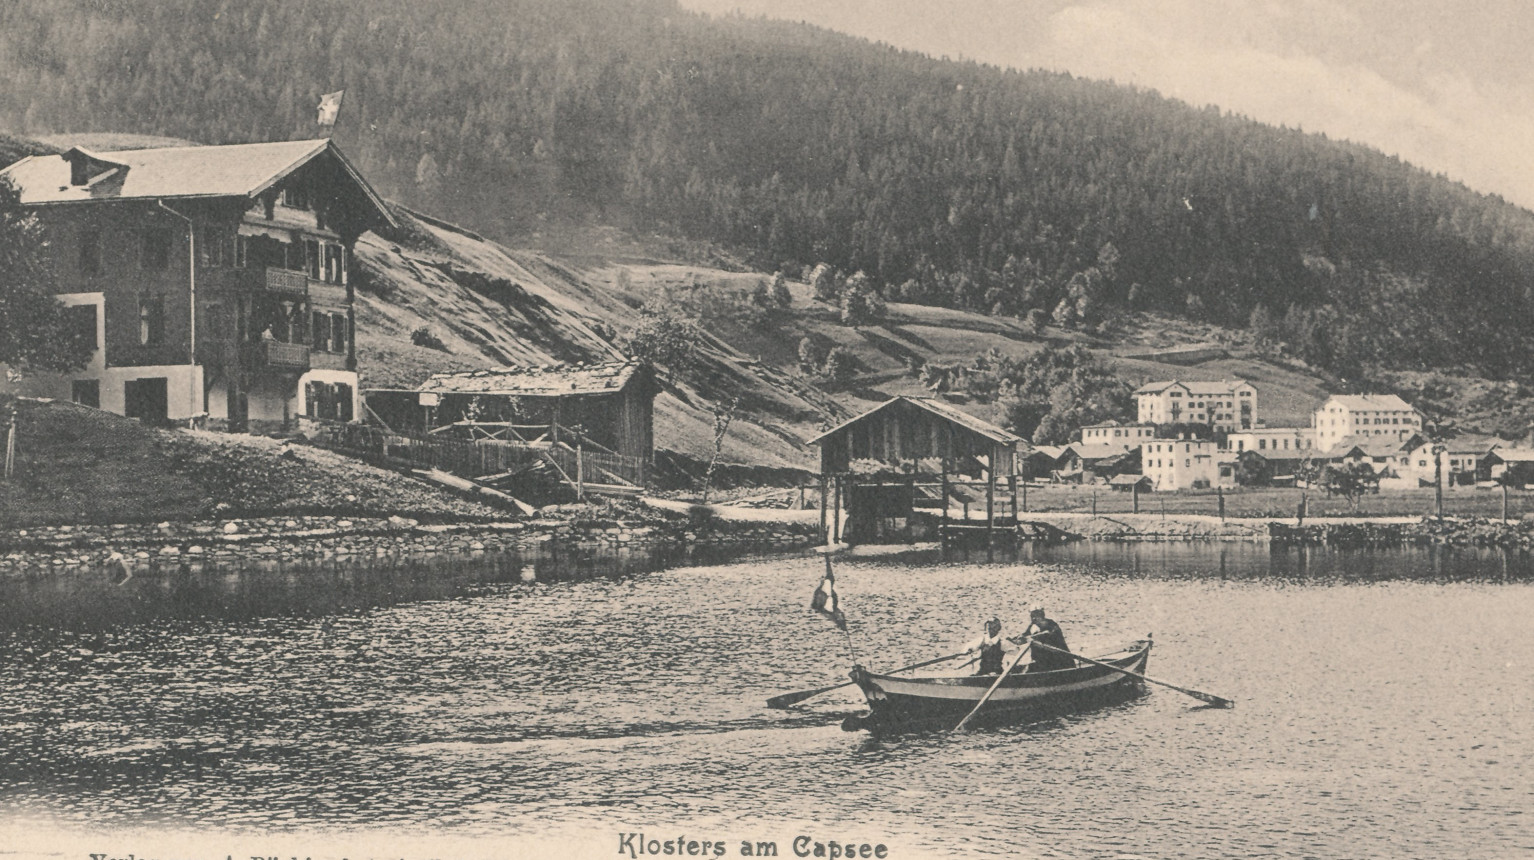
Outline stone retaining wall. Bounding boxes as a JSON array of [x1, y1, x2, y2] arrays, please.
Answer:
[[1270, 518, 1534, 549], [0, 515, 819, 574]]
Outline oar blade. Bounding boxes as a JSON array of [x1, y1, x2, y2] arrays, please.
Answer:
[[765, 683, 844, 709]]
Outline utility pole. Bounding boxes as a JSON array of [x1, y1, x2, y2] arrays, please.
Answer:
[[1433, 443, 1446, 519]]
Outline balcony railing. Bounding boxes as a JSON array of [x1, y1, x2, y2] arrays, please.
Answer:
[[264, 267, 309, 297], [262, 340, 310, 369]]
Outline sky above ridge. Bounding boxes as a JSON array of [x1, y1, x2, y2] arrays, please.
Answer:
[[680, 0, 1534, 210]]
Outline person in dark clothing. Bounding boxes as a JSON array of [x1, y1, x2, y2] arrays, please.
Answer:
[[963, 617, 1009, 675], [1019, 604, 1074, 672]]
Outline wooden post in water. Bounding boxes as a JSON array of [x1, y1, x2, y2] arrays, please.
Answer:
[[986, 462, 996, 543], [1218, 486, 1225, 521], [1132, 481, 1139, 514], [833, 476, 842, 543], [941, 463, 950, 541], [819, 476, 829, 543]]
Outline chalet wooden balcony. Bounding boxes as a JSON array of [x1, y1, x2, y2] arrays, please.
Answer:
[[263, 267, 309, 297], [261, 340, 310, 370]]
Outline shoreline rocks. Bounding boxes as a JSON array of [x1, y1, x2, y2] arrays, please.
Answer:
[[0, 514, 819, 575]]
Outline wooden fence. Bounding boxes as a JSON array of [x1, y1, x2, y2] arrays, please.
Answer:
[[319, 422, 648, 490]]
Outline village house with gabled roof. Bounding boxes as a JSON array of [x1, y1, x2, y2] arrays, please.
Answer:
[[1134, 379, 1256, 430], [0, 139, 395, 430]]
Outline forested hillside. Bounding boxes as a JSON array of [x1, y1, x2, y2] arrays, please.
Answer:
[[4, 0, 1534, 379]]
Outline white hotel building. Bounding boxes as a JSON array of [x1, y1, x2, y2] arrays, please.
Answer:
[[1312, 394, 1422, 452], [1134, 380, 1256, 431]]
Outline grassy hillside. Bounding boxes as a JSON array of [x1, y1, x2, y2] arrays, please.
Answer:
[[0, 397, 506, 527]]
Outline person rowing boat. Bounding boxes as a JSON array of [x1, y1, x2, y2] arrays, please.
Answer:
[[1017, 604, 1073, 673], [961, 616, 1012, 675]]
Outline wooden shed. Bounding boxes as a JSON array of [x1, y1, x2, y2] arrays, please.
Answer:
[[808, 396, 1022, 544], [363, 360, 657, 491]]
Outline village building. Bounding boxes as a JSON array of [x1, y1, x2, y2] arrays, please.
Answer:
[[365, 360, 657, 489], [1134, 379, 1256, 431], [808, 396, 1021, 544], [1401, 436, 1503, 488], [1140, 439, 1233, 490], [1077, 421, 1157, 452], [1481, 449, 1534, 488], [1227, 427, 1315, 455], [1311, 394, 1421, 452], [1321, 434, 1424, 488], [0, 139, 394, 429]]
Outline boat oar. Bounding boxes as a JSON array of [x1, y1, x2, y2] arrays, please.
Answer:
[[766, 649, 971, 709], [1028, 640, 1234, 709], [952, 635, 1036, 732]]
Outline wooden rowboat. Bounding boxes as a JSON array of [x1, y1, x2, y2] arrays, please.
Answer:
[[842, 638, 1153, 732]]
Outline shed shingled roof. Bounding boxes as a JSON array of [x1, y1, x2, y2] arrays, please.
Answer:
[[419, 361, 645, 397], [0, 139, 394, 226], [808, 396, 1022, 446]]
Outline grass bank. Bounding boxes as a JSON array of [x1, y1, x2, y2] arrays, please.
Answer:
[[0, 397, 509, 527]]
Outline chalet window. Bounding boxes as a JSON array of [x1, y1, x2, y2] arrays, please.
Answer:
[[282, 183, 311, 211], [233, 234, 249, 268], [330, 312, 347, 353], [312, 312, 332, 352], [304, 239, 322, 280], [141, 229, 171, 270], [66, 304, 98, 351], [330, 244, 346, 284], [71, 379, 100, 408], [139, 293, 165, 346], [79, 229, 101, 275], [335, 383, 353, 421]]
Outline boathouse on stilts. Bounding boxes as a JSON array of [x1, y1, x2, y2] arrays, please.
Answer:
[[808, 396, 1022, 545]]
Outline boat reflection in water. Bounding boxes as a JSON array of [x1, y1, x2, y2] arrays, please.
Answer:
[[842, 639, 1152, 733]]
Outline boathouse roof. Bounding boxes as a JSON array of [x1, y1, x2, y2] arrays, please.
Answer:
[[808, 396, 1022, 447]]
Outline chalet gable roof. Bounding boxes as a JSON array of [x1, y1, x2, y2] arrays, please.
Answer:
[[808, 396, 1022, 447], [0, 138, 395, 227], [419, 360, 647, 397]]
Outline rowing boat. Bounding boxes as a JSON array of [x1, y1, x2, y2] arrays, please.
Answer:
[[842, 638, 1153, 732]]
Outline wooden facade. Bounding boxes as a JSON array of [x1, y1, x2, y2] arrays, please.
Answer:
[[0, 140, 393, 430], [364, 360, 658, 492], [809, 397, 1022, 545]]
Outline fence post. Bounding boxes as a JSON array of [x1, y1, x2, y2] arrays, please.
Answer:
[[3, 408, 15, 480], [1218, 487, 1225, 521]]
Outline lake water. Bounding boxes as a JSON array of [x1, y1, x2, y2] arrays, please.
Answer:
[[0, 541, 1530, 859]]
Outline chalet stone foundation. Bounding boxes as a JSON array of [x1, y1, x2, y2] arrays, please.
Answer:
[[0, 515, 818, 574]]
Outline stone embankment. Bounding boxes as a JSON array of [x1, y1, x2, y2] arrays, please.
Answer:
[[1270, 517, 1534, 549], [0, 512, 818, 574], [1023, 513, 1534, 547]]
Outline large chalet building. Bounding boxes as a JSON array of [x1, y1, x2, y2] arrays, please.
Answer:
[[0, 139, 394, 430]]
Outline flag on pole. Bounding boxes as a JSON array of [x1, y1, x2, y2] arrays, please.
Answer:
[[317, 90, 345, 127], [810, 563, 846, 630]]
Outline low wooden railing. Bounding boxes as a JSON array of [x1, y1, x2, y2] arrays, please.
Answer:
[[322, 422, 649, 491]]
